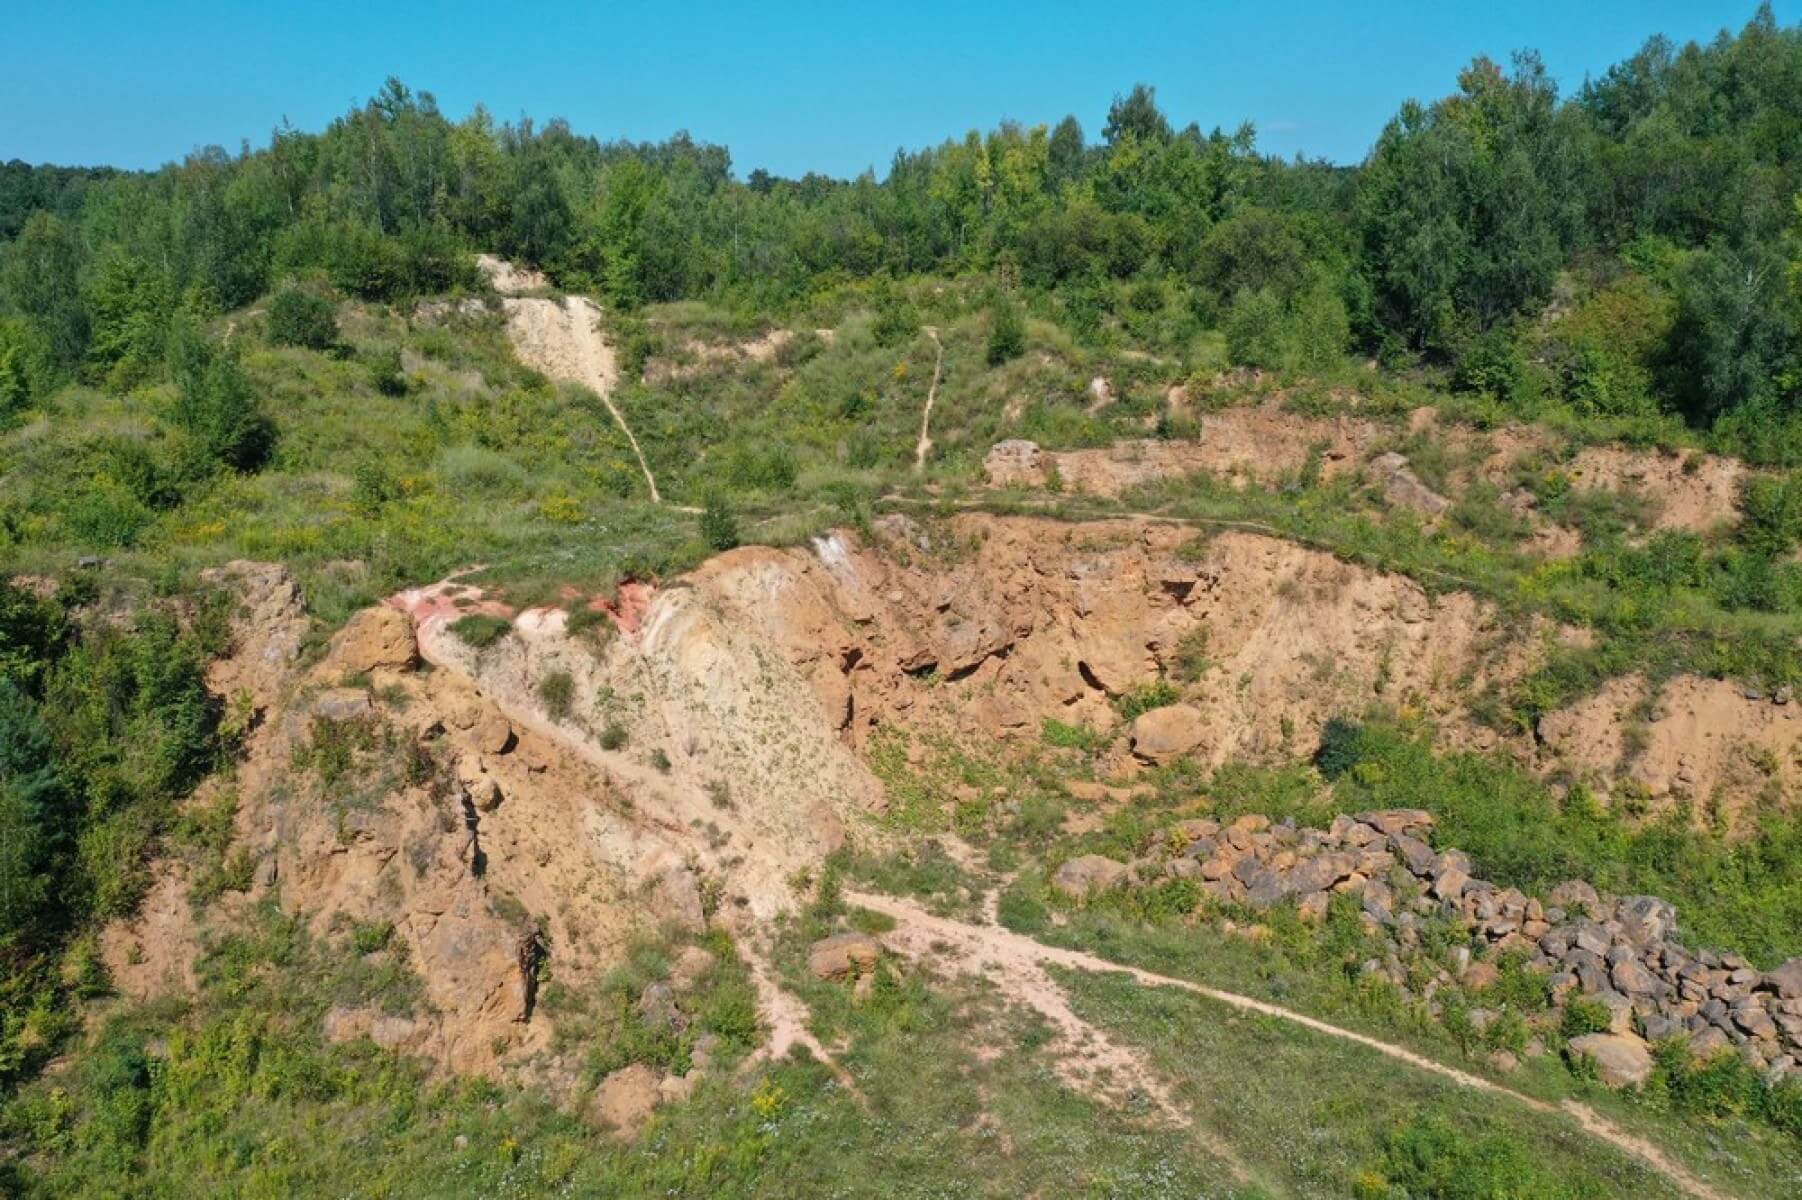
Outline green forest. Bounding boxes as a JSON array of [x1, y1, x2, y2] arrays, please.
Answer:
[[8, 7, 1802, 457]]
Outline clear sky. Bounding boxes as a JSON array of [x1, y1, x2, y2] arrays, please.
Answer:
[[0, 1, 1783, 178]]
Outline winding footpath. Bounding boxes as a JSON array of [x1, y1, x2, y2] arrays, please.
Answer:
[[848, 889, 1731, 1200]]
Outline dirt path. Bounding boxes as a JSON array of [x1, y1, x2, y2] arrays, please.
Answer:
[[741, 940, 866, 1104], [849, 890, 1729, 1200], [913, 327, 944, 473]]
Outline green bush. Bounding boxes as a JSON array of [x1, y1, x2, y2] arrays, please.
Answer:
[[1313, 717, 1365, 780], [1560, 994, 1612, 1039], [538, 671, 575, 721], [436, 445, 527, 498], [1040, 718, 1105, 752], [1738, 472, 1802, 559], [700, 498, 740, 552], [986, 292, 1026, 365], [0, 317, 52, 420], [1114, 679, 1179, 722], [366, 346, 408, 396], [266, 288, 339, 350], [168, 326, 275, 474]]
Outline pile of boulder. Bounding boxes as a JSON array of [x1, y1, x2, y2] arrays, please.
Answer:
[[1053, 807, 1802, 1087]]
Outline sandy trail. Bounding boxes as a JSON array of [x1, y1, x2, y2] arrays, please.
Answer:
[[913, 326, 944, 473], [479, 257, 674, 507], [502, 295, 665, 504], [742, 939, 866, 1105], [849, 890, 1729, 1200]]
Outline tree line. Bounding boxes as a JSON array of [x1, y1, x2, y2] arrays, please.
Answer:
[[4, 8, 1802, 454]]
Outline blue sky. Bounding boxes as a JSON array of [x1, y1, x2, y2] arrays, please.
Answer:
[[0, 1, 1781, 177]]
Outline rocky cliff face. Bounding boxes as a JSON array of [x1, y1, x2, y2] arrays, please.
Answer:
[[683, 514, 1553, 765], [99, 508, 1796, 1093]]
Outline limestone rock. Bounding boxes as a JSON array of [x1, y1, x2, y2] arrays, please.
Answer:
[[984, 440, 1046, 488], [592, 1063, 663, 1136], [1052, 854, 1129, 898], [1616, 895, 1675, 947], [670, 945, 716, 992], [334, 605, 418, 674], [1129, 704, 1206, 764], [1567, 1032, 1654, 1089], [649, 865, 707, 933], [809, 932, 882, 980], [1763, 958, 1802, 999], [1368, 453, 1451, 517]]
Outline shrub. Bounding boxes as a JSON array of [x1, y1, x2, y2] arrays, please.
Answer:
[[168, 326, 275, 474], [1114, 679, 1179, 722], [1558, 994, 1612, 1040], [1313, 717, 1365, 780], [700, 498, 740, 552], [1738, 472, 1802, 559], [0, 317, 51, 420], [267, 287, 339, 350], [437, 445, 527, 498], [1362, 1114, 1560, 1199], [449, 614, 511, 649], [1040, 718, 1105, 752], [350, 920, 394, 954], [598, 721, 628, 751], [565, 605, 615, 647], [366, 346, 408, 396], [870, 281, 918, 347], [538, 671, 575, 721], [986, 292, 1026, 365]]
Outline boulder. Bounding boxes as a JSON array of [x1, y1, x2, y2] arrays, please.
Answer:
[[636, 981, 685, 1031], [1462, 961, 1501, 992], [1549, 880, 1601, 914], [984, 440, 1046, 488], [591, 1063, 662, 1135], [1568, 1033, 1654, 1089], [649, 865, 707, 933], [1611, 958, 1661, 997], [1288, 853, 1354, 894], [1762, 958, 1802, 999], [669, 945, 716, 992], [1383, 468, 1452, 517], [1429, 866, 1469, 901], [334, 605, 418, 674], [1391, 834, 1438, 876], [1052, 854, 1129, 898], [474, 710, 515, 755], [1616, 896, 1676, 947], [1356, 810, 1434, 838], [1129, 705, 1206, 764], [809, 933, 882, 981]]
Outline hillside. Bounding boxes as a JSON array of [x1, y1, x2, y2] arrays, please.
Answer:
[[7, 10, 1802, 1199]]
